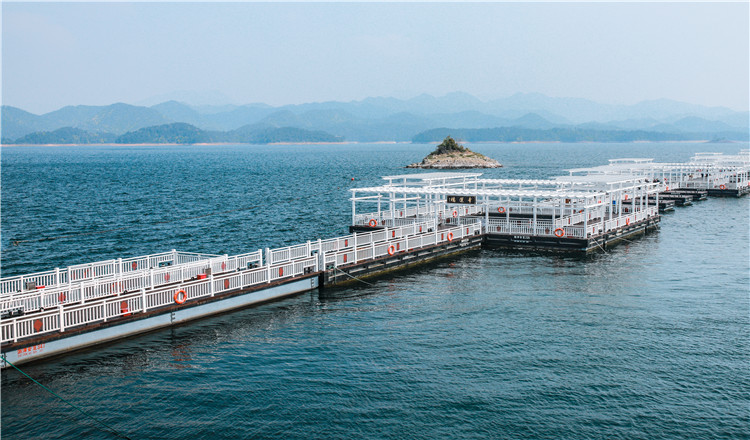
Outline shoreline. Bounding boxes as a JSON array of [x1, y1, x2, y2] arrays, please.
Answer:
[[0, 141, 414, 147], [0, 139, 741, 148]]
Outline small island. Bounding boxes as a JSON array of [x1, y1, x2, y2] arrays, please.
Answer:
[[407, 136, 502, 169]]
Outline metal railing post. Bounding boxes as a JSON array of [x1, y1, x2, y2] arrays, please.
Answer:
[[353, 233, 357, 263], [142, 288, 147, 313], [59, 305, 65, 332]]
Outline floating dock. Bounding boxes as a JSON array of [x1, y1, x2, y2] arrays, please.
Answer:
[[2, 150, 748, 367]]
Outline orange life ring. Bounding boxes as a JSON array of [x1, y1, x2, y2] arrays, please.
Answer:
[[369, 219, 377, 227], [33, 319, 43, 332], [58, 292, 66, 303], [120, 300, 131, 317], [497, 207, 505, 214], [174, 289, 187, 304], [626, 218, 630, 226], [447, 232, 454, 242], [452, 210, 458, 218], [554, 228, 565, 238], [719, 184, 726, 190], [387, 245, 395, 256]]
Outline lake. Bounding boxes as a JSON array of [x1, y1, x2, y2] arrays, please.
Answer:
[[1, 142, 748, 439]]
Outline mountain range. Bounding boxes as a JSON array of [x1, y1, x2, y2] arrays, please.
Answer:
[[2, 92, 748, 144]]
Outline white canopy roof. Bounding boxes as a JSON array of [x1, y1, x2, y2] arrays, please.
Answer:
[[351, 185, 605, 199]]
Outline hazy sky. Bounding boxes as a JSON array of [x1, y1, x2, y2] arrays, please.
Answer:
[[2, 2, 749, 114]]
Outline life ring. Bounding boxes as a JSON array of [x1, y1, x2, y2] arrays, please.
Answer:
[[719, 184, 726, 190], [447, 232, 454, 242], [120, 300, 131, 317], [387, 245, 395, 256], [58, 292, 66, 303], [554, 228, 565, 238], [174, 289, 187, 304], [497, 207, 505, 214], [452, 210, 458, 218], [626, 218, 630, 226], [369, 219, 377, 227]]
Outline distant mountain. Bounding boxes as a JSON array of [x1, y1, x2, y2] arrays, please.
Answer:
[[3, 92, 748, 143], [412, 127, 695, 143], [481, 93, 742, 124], [1, 106, 41, 139], [38, 105, 103, 129], [228, 126, 343, 144], [6, 122, 343, 145], [14, 127, 117, 144], [134, 89, 236, 107], [663, 116, 741, 133], [115, 123, 217, 144], [2, 103, 171, 138], [150, 101, 203, 126], [76, 103, 170, 134]]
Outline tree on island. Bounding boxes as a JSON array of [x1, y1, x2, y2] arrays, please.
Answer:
[[430, 135, 468, 156]]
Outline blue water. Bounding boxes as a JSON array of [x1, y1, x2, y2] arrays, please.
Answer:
[[1, 142, 749, 439]]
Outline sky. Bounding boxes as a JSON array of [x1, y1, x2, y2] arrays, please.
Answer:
[[2, 2, 749, 114]]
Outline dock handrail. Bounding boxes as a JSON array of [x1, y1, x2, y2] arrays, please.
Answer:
[[1, 219, 480, 344], [0, 250, 221, 295]]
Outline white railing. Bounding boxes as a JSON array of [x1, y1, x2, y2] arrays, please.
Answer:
[[354, 205, 482, 227], [554, 211, 587, 228], [326, 222, 481, 270], [1, 219, 482, 344], [485, 205, 657, 239], [0, 250, 220, 295], [0, 254, 316, 344], [486, 218, 585, 237], [0, 251, 264, 316], [602, 206, 658, 235]]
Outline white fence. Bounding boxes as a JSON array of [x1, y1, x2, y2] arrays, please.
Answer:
[[0, 251, 264, 317], [353, 205, 482, 227], [0, 250, 220, 295], [487, 206, 658, 239], [1, 220, 481, 344]]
